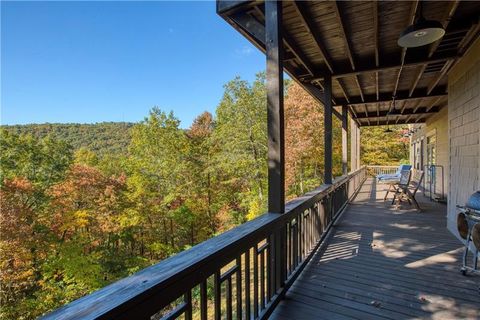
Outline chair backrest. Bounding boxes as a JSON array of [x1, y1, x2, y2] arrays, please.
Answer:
[[395, 164, 411, 175], [409, 169, 424, 195], [398, 169, 411, 185], [396, 164, 412, 174]]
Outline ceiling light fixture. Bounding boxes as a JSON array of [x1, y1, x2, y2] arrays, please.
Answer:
[[398, 2, 445, 48]]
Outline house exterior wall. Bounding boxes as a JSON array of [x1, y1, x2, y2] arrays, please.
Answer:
[[447, 38, 480, 240], [410, 108, 449, 199]]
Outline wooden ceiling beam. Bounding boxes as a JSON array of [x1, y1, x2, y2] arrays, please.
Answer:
[[395, 101, 407, 124], [427, 60, 454, 94], [394, 0, 419, 96], [373, 1, 380, 101], [336, 79, 350, 104], [307, 52, 458, 80], [355, 77, 364, 102], [335, 87, 447, 106], [360, 119, 426, 127], [427, 19, 480, 95], [333, 2, 355, 71], [409, 67, 425, 97], [291, 1, 350, 104], [333, 2, 365, 102], [412, 99, 423, 113], [405, 113, 415, 123], [332, 107, 343, 120], [415, 115, 426, 123], [228, 10, 330, 109], [400, 100, 408, 114], [409, 1, 460, 97], [291, 1, 335, 73], [282, 32, 315, 76], [217, 0, 251, 15], [355, 107, 439, 120], [363, 105, 371, 126], [425, 96, 444, 112], [252, 6, 317, 77], [348, 105, 361, 127]]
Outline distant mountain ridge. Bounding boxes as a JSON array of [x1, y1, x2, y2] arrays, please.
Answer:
[[2, 122, 134, 155]]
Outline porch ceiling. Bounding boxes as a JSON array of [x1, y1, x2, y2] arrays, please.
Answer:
[[217, 0, 480, 126]]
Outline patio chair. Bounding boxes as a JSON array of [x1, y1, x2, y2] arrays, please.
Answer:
[[391, 169, 425, 210], [384, 169, 411, 200], [377, 164, 412, 182]]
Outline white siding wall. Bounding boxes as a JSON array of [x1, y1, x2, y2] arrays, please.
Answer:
[[447, 38, 480, 239]]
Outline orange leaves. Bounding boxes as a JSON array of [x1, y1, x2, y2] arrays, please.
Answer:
[[46, 164, 126, 239], [187, 111, 214, 140], [284, 83, 325, 196]]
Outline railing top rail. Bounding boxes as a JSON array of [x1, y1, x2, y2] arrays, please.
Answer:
[[366, 165, 399, 168], [42, 167, 366, 320]]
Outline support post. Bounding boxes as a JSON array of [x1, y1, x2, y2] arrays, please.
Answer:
[[350, 118, 357, 171], [324, 74, 333, 184], [356, 125, 361, 169], [266, 0, 284, 214], [265, 0, 286, 297], [342, 105, 348, 175]]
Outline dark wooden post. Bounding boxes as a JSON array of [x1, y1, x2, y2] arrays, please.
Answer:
[[266, 0, 285, 214], [266, 0, 286, 297], [324, 75, 333, 184], [350, 118, 357, 171], [355, 122, 361, 169], [342, 105, 348, 175]]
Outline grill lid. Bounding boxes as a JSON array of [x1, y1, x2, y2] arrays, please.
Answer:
[[466, 191, 480, 210]]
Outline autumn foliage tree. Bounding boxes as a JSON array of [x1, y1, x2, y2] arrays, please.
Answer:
[[285, 82, 325, 197], [0, 178, 41, 317], [0, 75, 409, 319]]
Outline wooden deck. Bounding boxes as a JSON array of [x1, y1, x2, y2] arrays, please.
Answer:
[[271, 178, 480, 320]]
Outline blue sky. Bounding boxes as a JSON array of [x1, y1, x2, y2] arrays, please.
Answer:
[[1, 1, 265, 127]]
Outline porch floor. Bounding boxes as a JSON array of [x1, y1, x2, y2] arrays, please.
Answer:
[[271, 178, 480, 320]]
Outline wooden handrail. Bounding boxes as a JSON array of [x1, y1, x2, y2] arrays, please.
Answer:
[[366, 165, 400, 176], [41, 167, 367, 320]]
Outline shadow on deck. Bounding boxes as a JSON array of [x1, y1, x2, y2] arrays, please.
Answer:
[[271, 178, 480, 320]]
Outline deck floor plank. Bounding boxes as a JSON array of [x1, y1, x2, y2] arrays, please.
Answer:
[[270, 178, 480, 320]]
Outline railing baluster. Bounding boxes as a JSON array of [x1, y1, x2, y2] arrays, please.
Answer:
[[309, 209, 312, 250], [310, 208, 313, 248], [253, 244, 258, 318], [214, 270, 221, 320], [244, 250, 250, 320], [226, 277, 232, 320], [260, 249, 265, 310], [297, 212, 304, 265], [292, 220, 298, 272], [184, 289, 192, 320], [289, 222, 293, 273], [200, 280, 207, 320], [267, 236, 272, 300], [236, 257, 242, 320]]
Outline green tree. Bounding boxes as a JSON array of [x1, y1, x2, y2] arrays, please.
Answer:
[[0, 131, 73, 319], [0, 130, 73, 190], [74, 147, 99, 167], [126, 108, 189, 259], [361, 126, 409, 165]]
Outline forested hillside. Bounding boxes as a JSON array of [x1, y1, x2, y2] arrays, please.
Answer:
[[0, 75, 409, 319], [2, 122, 134, 155]]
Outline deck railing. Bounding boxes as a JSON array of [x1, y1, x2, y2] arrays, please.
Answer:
[[366, 165, 398, 176], [42, 167, 367, 320]]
